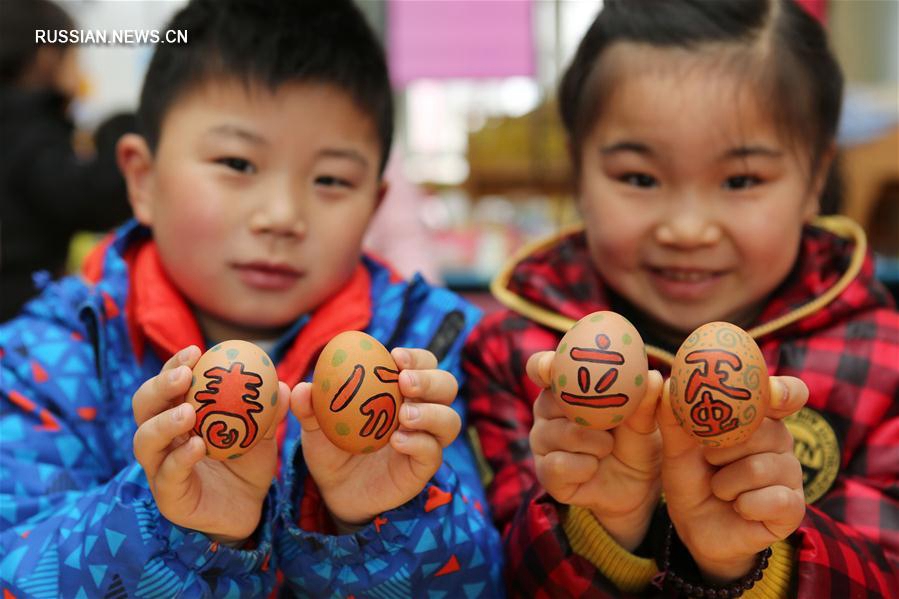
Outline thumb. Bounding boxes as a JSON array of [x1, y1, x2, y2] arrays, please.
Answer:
[[624, 370, 663, 434], [289, 382, 321, 434], [766, 376, 809, 420], [526, 351, 555, 388], [658, 379, 699, 459]]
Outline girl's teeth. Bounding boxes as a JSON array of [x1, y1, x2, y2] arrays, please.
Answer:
[[662, 269, 711, 282]]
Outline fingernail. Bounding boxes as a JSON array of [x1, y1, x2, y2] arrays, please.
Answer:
[[776, 379, 789, 408], [403, 404, 419, 421], [178, 346, 194, 362], [401, 371, 417, 389], [168, 366, 183, 383], [172, 404, 188, 422], [393, 430, 408, 443]]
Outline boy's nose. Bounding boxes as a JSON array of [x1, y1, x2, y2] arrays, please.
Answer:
[[249, 194, 306, 238]]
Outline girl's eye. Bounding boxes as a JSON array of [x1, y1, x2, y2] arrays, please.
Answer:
[[314, 175, 352, 188], [620, 173, 658, 188], [215, 157, 256, 174], [724, 175, 761, 190]]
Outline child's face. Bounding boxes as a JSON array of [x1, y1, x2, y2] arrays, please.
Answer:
[[578, 45, 825, 335], [120, 80, 384, 341]]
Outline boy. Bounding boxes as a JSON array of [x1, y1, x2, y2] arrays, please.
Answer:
[[0, 0, 503, 596]]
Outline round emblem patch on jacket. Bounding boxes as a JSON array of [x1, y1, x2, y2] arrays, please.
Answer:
[[784, 407, 840, 504]]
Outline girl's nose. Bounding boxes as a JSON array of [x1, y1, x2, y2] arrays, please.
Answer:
[[654, 200, 722, 248]]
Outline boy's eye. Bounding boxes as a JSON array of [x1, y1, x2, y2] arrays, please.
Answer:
[[724, 175, 761, 190], [215, 157, 256, 174], [314, 175, 352, 188], [620, 173, 658, 188]]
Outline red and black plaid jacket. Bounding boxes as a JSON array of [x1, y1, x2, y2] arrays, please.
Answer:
[[464, 217, 899, 598]]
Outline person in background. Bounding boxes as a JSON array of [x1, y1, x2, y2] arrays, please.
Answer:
[[0, 0, 134, 321], [0, 0, 503, 596], [465, 0, 898, 596]]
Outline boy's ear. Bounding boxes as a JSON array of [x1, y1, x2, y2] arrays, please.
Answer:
[[375, 180, 390, 210], [117, 133, 155, 225]]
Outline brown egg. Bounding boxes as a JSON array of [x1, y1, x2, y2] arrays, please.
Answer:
[[550, 311, 649, 430], [311, 331, 402, 454], [185, 340, 279, 460], [669, 322, 769, 448]]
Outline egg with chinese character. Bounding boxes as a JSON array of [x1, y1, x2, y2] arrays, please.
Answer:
[[669, 322, 769, 448], [311, 331, 402, 454], [185, 340, 279, 460], [550, 311, 648, 430]]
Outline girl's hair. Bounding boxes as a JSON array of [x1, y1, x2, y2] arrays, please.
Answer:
[[558, 0, 843, 178], [0, 0, 75, 86]]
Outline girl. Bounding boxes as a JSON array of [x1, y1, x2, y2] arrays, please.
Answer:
[[465, 0, 898, 597]]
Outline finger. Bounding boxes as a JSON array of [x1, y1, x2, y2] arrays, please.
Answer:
[[624, 370, 663, 435], [526, 351, 555, 388], [533, 388, 567, 421], [703, 418, 795, 466], [658, 379, 701, 459], [262, 381, 291, 440], [536, 451, 600, 503], [289, 382, 320, 434], [133, 403, 197, 479], [153, 435, 206, 504], [390, 430, 442, 480], [132, 362, 197, 426], [399, 369, 458, 405], [529, 416, 614, 458], [658, 379, 710, 506], [391, 347, 438, 371], [710, 452, 804, 501], [399, 402, 461, 448], [734, 486, 806, 539], [766, 376, 809, 420]]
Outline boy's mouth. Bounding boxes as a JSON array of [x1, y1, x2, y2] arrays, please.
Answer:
[[233, 261, 303, 291], [646, 266, 726, 299]]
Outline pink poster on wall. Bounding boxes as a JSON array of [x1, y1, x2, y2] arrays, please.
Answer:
[[387, 0, 535, 86]]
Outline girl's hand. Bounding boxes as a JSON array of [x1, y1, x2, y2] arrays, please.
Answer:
[[290, 348, 461, 529], [527, 351, 665, 551], [132, 345, 290, 546], [659, 376, 808, 582]]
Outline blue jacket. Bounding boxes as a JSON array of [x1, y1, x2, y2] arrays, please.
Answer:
[[0, 221, 504, 597]]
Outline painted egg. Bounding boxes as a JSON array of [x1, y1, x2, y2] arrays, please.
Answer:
[[185, 340, 279, 460], [550, 311, 649, 430], [669, 322, 769, 448], [311, 331, 402, 454]]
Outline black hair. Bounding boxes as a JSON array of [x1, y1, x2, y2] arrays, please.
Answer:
[[138, 0, 393, 174], [0, 0, 75, 85], [558, 0, 843, 178]]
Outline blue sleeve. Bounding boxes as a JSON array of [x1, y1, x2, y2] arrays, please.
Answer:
[[0, 309, 274, 597], [276, 445, 504, 597]]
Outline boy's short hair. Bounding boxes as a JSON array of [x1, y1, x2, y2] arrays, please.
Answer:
[[138, 0, 393, 174]]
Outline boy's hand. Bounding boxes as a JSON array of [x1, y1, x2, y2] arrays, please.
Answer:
[[132, 345, 290, 546], [527, 351, 664, 551], [659, 376, 808, 583], [291, 348, 461, 529]]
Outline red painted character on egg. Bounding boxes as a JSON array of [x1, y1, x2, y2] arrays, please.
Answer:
[[683, 349, 752, 437], [560, 333, 629, 409], [193, 362, 264, 449], [330, 364, 400, 439]]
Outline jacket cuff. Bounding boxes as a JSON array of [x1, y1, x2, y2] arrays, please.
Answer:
[[743, 539, 795, 599], [562, 505, 658, 592], [152, 490, 275, 577]]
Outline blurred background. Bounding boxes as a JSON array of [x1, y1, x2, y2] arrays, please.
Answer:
[[22, 0, 899, 311]]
